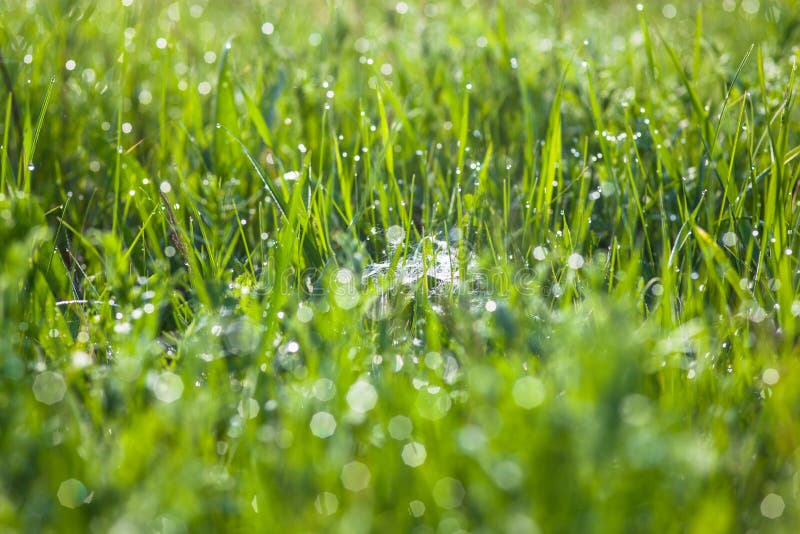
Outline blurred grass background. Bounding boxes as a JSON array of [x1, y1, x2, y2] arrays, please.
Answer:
[[1, 0, 800, 532]]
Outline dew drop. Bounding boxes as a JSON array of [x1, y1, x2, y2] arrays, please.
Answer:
[[33, 371, 66, 405], [340, 461, 370, 492], [346, 380, 377, 413], [310, 411, 337, 438], [761, 493, 785, 519], [314, 492, 338, 516], [401, 442, 427, 467], [153, 372, 184, 403], [57, 479, 88, 509], [512, 376, 545, 409], [387, 225, 405, 245]]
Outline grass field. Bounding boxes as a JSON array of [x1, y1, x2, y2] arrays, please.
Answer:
[[2, 0, 800, 531]]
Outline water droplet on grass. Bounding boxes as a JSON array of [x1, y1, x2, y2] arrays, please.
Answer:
[[432, 477, 465, 509], [567, 253, 585, 270], [620, 394, 653, 426], [57, 479, 88, 509], [416, 389, 451, 420], [424, 351, 442, 369], [315, 492, 339, 515], [333, 268, 359, 309], [238, 398, 260, 419], [457, 425, 486, 454], [490, 460, 523, 490], [748, 306, 767, 323], [71, 350, 92, 369], [340, 461, 370, 492], [251, 495, 259, 513], [310, 411, 337, 438], [312, 378, 336, 401], [512, 376, 545, 409], [761, 493, 785, 519], [33, 371, 66, 405], [762, 368, 779, 385], [388, 415, 413, 440], [297, 303, 314, 323], [113, 321, 132, 334], [651, 283, 664, 296], [722, 231, 737, 247], [409, 499, 425, 517], [387, 225, 405, 245], [346, 380, 377, 413], [153, 372, 183, 403], [402, 442, 427, 467], [741, 0, 760, 15]]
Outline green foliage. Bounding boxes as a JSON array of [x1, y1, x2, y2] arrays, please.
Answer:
[[1, 0, 799, 531]]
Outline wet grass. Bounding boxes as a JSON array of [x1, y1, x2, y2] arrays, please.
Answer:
[[1, 0, 800, 532]]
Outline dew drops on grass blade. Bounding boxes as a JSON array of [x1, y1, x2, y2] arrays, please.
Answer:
[[24, 74, 55, 193], [4, 2, 799, 531]]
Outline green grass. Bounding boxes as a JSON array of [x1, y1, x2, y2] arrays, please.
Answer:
[[2, 0, 800, 531]]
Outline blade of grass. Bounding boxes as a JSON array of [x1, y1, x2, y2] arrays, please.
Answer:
[[223, 126, 324, 269], [24, 75, 55, 194]]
